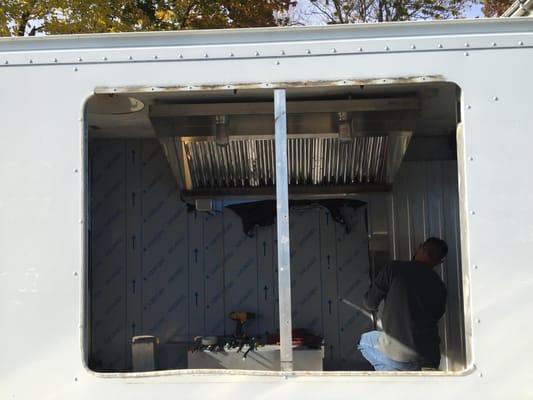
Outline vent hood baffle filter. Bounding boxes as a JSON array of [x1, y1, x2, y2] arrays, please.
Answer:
[[150, 98, 417, 198]]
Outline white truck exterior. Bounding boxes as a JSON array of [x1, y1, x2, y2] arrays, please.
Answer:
[[1, 17, 532, 399]]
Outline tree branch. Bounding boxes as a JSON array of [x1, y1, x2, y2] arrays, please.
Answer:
[[308, 1, 340, 23]]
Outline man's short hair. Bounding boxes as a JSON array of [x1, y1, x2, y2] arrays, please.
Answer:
[[422, 237, 448, 261]]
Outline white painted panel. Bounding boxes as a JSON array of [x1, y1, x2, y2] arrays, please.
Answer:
[[1, 19, 533, 399]]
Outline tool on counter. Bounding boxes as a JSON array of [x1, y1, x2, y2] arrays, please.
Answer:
[[201, 336, 218, 346], [266, 328, 322, 349], [191, 336, 225, 353], [190, 312, 260, 359], [229, 311, 255, 337]]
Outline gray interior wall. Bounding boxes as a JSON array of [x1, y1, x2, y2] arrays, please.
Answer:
[[89, 139, 371, 372], [387, 160, 465, 371]]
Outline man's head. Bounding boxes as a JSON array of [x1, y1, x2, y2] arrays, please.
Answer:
[[414, 237, 448, 267]]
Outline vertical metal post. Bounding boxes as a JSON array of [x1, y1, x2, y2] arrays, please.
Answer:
[[274, 89, 293, 372]]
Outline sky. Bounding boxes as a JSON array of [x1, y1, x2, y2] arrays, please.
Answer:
[[466, 3, 485, 18], [291, 0, 485, 24]]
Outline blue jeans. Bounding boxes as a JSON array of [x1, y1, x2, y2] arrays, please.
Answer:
[[358, 331, 419, 371]]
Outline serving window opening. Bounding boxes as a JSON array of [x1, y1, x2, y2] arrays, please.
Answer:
[[85, 81, 467, 373]]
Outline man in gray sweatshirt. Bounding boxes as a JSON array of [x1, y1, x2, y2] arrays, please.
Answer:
[[358, 237, 448, 371]]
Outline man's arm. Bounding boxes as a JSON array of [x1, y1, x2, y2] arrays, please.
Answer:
[[363, 263, 392, 311]]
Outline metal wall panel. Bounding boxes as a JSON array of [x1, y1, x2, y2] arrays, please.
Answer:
[[187, 209, 205, 338], [256, 225, 278, 336], [290, 209, 322, 333], [390, 160, 464, 371], [89, 141, 128, 371], [222, 208, 260, 336], [140, 140, 189, 369], [89, 139, 371, 371], [336, 208, 372, 369], [318, 209, 341, 365], [335, 206, 373, 370], [125, 140, 143, 369], [204, 212, 226, 336]]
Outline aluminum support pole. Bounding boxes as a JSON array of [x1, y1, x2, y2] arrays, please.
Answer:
[[274, 89, 293, 372]]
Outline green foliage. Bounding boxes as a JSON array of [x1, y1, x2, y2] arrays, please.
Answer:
[[481, 0, 513, 16], [0, 0, 50, 36]]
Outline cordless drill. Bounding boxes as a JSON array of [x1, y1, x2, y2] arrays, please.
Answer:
[[229, 311, 255, 337]]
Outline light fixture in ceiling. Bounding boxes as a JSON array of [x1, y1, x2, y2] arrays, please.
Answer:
[[337, 111, 352, 142], [215, 115, 229, 146], [86, 94, 144, 115]]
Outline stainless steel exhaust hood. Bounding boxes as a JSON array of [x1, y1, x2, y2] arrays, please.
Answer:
[[150, 97, 418, 199]]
